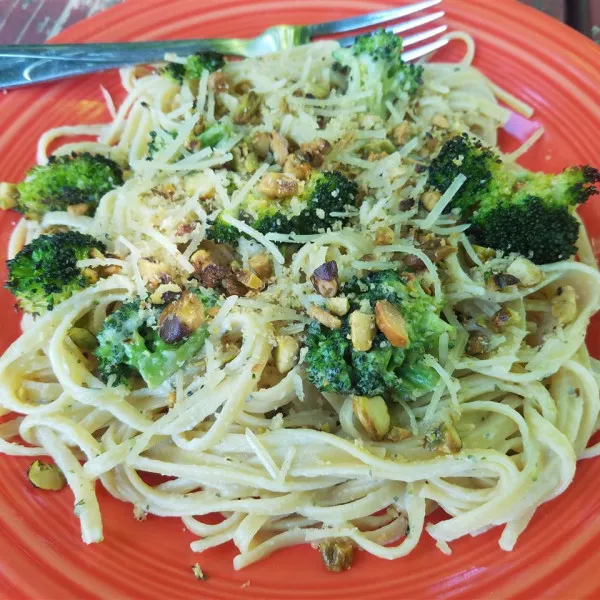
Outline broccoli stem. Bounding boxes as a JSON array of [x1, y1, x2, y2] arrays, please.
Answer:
[[125, 325, 210, 389]]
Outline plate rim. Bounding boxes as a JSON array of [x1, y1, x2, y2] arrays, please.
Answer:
[[2, 1, 600, 599]]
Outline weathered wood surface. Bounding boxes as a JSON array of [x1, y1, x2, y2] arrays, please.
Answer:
[[0, 1, 594, 44]]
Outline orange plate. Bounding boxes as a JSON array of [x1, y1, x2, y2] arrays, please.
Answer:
[[1, 0, 600, 598]]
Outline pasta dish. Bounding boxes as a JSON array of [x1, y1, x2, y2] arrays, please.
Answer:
[[1, 30, 599, 573]]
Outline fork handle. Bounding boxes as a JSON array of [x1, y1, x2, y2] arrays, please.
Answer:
[[0, 38, 250, 88]]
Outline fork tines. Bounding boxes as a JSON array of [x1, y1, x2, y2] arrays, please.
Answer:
[[309, 0, 448, 62]]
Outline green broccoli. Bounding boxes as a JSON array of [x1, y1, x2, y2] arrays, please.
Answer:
[[206, 212, 241, 245], [5, 231, 105, 315], [13, 153, 123, 218], [427, 133, 510, 213], [350, 336, 404, 396], [304, 323, 353, 393], [428, 134, 600, 264], [332, 29, 423, 115], [147, 121, 233, 161], [304, 272, 453, 399], [196, 122, 232, 148], [162, 52, 225, 82], [471, 196, 582, 264], [94, 288, 218, 388], [209, 170, 358, 244], [147, 129, 177, 160]]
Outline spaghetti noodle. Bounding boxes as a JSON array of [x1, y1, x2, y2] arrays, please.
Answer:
[[1, 34, 599, 572]]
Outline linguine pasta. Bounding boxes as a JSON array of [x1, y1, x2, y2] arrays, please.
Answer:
[[1, 33, 600, 572]]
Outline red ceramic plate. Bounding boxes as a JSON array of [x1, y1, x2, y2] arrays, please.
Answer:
[[1, 1, 600, 598]]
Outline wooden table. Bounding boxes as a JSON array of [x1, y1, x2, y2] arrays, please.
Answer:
[[0, 0, 595, 44]]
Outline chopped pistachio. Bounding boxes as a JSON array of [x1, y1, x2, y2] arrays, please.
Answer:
[[208, 72, 229, 92], [311, 261, 339, 298], [274, 335, 299, 374], [349, 311, 376, 352], [375, 300, 409, 348], [421, 190, 441, 212], [326, 297, 350, 317], [258, 172, 298, 199], [27, 460, 66, 491], [375, 226, 395, 246], [66, 203, 90, 216], [308, 304, 342, 329], [190, 249, 212, 272], [250, 131, 270, 159], [424, 422, 462, 454], [133, 504, 148, 521], [360, 139, 395, 160], [235, 268, 264, 290], [81, 267, 99, 284], [319, 538, 354, 572], [99, 263, 122, 277], [248, 253, 273, 280], [244, 152, 259, 173], [472, 244, 496, 262], [490, 307, 520, 331], [418, 236, 457, 263], [392, 121, 410, 145], [284, 152, 313, 180], [466, 332, 489, 356], [298, 137, 332, 167], [506, 257, 543, 287], [487, 272, 520, 292], [233, 91, 261, 124], [158, 291, 205, 344], [306, 82, 330, 99], [149, 283, 182, 305], [191, 563, 208, 581], [432, 114, 450, 128], [352, 395, 391, 441], [270, 130, 289, 166], [0, 182, 18, 210], [138, 258, 172, 288]]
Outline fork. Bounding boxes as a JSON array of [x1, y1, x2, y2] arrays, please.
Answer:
[[0, 0, 447, 90]]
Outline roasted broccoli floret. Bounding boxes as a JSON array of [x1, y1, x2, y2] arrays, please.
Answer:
[[295, 170, 358, 233], [206, 212, 241, 245], [332, 29, 423, 115], [95, 288, 217, 388], [13, 153, 123, 218], [428, 134, 600, 264], [471, 196, 582, 265], [162, 51, 225, 82], [350, 336, 405, 396], [305, 272, 453, 399], [305, 323, 353, 393], [5, 231, 105, 315], [147, 122, 232, 162], [427, 133, 509, 213], [209, 170, 357, 244], [147, 121, 232, 161]]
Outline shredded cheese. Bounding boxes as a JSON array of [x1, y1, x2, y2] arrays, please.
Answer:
[[222, 214, 285, 264], [419, 174, 467, 230]]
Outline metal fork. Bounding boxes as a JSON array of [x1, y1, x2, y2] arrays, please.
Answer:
[[0, 0, 447, 90]]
